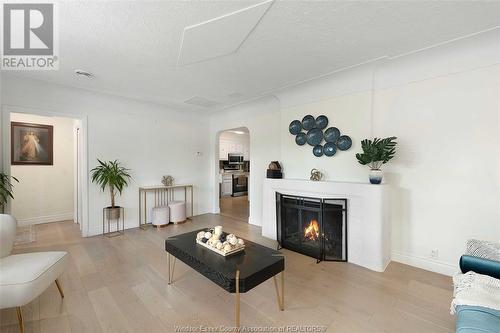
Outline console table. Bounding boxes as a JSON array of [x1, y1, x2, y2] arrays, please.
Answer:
[[165, 229, 285, 327], [138, 184, 193, 229]]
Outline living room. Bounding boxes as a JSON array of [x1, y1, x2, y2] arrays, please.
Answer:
[[1, 1, 499, 332]]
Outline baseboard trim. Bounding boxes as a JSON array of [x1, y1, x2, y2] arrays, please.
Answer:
[[17, 212, 74, 226], [392, 251, 457, 276]]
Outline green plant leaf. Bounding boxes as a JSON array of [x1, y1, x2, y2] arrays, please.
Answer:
[[0, 172, 19, 206], [355, 136, 397, 167], [90, 159, 132, 207]]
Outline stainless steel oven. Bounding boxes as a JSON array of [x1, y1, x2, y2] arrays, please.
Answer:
[[228, 153, 244, 165], [232, 174, 248, 197]]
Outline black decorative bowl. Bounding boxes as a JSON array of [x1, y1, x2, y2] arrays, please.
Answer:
[[302, 115, 316, 131], [313, 145, 324, 157], [289, 120, 302, 135], [306, 128, 323, 146], [315, 115, 328, 130], [295, 132, 307, 146], [324, 127, 340, 143], [323, 142, 337, 157], [336, 135, 352, 151]]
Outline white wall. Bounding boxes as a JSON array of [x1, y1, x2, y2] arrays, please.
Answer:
[[2, 75, 212, 236], [210, 29, 500, 275], [10, 113, 75, 224], [210, 96, 281, 226]]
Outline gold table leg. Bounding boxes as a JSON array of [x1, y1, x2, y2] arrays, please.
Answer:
[[167, 253, 176, 285], [235, 270, 240, 328], [16, 307, 24, 333], [273, 271, 284, 311], [55, 279, 64, 298]]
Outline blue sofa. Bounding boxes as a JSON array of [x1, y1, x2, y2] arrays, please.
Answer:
[[455, 255, 500, 333]]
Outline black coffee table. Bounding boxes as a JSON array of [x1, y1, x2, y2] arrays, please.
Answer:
[[165, 229, 285, 327]]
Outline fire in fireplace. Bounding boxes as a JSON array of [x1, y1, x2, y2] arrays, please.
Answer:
[[304, 219, 320, 241], [276, 193, 347, 263]]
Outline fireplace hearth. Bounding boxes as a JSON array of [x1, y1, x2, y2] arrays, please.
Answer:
[[276, 193, 347, 263]]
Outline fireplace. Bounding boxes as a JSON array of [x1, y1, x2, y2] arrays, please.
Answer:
[[276, 193, 347, 262]]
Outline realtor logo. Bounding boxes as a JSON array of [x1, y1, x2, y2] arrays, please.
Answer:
[[1, 3, 59, 70]]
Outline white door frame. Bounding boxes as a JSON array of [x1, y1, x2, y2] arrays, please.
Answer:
[[1, 104, 90, 237], [214, 127, 251, 221]]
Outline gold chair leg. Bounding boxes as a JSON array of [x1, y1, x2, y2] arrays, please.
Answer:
[[235, 270, 240, 328], [16, 307, 24, 333], [168, 254, 176, 285], [273, 270, 284, 311], [55, 279, 64, 298]]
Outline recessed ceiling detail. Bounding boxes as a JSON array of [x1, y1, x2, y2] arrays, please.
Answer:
[[178, 0, 274, 66], [184, 96, 219, 108]]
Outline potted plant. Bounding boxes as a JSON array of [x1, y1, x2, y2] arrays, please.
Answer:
[[355, 137, 397, 184], [0, 172, 19, 213], [90, 159, 131, 219]]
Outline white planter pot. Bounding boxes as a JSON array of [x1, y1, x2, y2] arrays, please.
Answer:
[[369, 169, 383, 184]]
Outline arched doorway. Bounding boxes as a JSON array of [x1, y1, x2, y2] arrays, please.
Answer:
[[217, 127, 250, 222]]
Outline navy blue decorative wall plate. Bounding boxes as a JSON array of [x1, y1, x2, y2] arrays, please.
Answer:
[[336, 135, 352, 151], [306, 128, 323, 146], [324, 127, 340, 143], [302, 115, 316, 131], [313, 145, 324, 157], [295, 132, 307, 146], [323, 142, 337, 157], [315, 115, 328, 130], [289, 115, 351, 157], [289, 120, 302, 135]]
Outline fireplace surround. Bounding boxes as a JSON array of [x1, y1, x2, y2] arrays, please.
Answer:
[[262, 178, 390, 272], [276, 193, 347, 263]]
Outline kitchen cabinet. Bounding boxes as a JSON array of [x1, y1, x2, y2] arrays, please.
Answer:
[[219, 133, 249, 160], [219, 140, 230, 160], [243, 146, 250, 161], [221, 174, 233, 196]]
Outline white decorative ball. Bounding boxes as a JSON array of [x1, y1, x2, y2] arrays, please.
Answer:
[[216, 242, 223, 250], [224, 244, 232, 252], [229, 237, 238, 246], [237, 239, 244, 246], [227, 234, 235, 240], [204, 232, 212, 239], [197, 231, 205, 240]]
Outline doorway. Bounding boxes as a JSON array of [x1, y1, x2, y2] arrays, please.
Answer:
[[2, 106, 88, 238], [218, 127, 250, 222]]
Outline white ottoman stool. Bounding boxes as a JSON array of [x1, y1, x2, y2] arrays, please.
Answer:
[[152, 206, 169, 227], [168, 201, 186, 224]]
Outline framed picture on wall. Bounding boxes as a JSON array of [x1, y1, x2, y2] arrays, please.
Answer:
[[11, 122, 54, 165]]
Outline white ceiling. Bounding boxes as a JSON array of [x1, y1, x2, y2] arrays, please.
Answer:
[[7, 0, 500, 113]]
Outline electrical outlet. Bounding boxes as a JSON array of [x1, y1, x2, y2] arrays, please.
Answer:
[[430, 249, 439, 259]]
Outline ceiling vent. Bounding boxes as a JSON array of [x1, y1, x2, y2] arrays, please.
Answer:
[[184, 96, 219, 108], [74, 69, 94, 78]]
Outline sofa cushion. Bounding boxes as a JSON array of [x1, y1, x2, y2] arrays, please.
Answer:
[[456, 305, 500, 333], [460, 255, 500, 280]]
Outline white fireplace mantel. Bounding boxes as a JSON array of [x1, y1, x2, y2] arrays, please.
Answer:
[[262, 178, 391, 272]]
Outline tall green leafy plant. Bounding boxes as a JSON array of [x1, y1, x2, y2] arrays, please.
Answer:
[[0, 172, 19, 210], [355, 137, 397, 170], [90, 159, 131, 208]]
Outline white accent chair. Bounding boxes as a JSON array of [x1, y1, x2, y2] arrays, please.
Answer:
[[0, 214, 68, 333]]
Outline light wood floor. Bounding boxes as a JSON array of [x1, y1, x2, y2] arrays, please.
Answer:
[[0, 215, 455, 333], [219, 196, 249, 222]]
